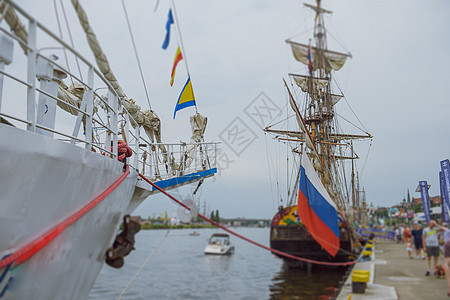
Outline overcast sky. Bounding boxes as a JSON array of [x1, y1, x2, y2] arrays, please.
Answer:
[[23, 0, 450, 219]]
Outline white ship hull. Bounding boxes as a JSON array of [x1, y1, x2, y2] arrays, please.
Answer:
[[0, 1, 218, 298], [0, 124, 138, 299]]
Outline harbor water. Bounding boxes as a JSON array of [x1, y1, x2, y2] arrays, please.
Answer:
[[89, 227, 346, 299]]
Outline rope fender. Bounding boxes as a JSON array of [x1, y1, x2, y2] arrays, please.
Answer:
[[0, 165, 130, 270], [138, 173, 360, 267]]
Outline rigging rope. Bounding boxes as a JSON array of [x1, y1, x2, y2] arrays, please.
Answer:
[[121, 0, 152, 110], [53, 0, 72, 84], [265, 113, 294, 130], [0, 166, 130, 270], [138, 173, 360, 267], [58, 0, 84, 82], [326, 27, 352, 59], [117, 228, 171, 300], [333, 77, 370, 135], [264, 134, 278, 211], [359, 138, 373, 178], [334, 111, 370, 136], [287, 152, 300, 206], [170, 0, 190, 77], [265, 101, 288, 129]]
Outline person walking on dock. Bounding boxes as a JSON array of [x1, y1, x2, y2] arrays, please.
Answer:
[[404, 226, 413, 259], [423, 220, 440, 276], [395, 226, 402, 243], [434, 221, 450, 296], [411, 222, 425, 259]]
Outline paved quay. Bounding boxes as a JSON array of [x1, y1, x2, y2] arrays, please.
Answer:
[[337, 238, 448, 300]]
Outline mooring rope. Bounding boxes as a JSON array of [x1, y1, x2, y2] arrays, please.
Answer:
[[138, 173, 360, 267], [117, 228, 171, 300]]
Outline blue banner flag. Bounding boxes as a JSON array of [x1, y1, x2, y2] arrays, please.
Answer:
[[419, 180, 431, 223], [162, 9, 174, 50], [440, 159, 450, 213], [440, 172, 450, 222], [356, 228, 395, 240]]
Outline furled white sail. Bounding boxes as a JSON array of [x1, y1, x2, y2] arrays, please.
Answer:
[[268, 129, 371, 143], [71, 0, 126, 99], [289, 73, 329, 94], [0, 2, 28, 54], [288, 95, 314, 152], [70, 0, 169, 149], [286, 83, 324, 173], [287, 40, 351, 73], [184, 113, 208, 170], [57, 84, 83, 116], [329, 94, 343, 106], [190, 113, 208, 143]]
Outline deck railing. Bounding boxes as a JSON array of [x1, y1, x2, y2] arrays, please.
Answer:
[[0, 1, 217, 180]]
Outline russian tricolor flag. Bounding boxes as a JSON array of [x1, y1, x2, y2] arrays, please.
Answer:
[[307, 42, 312, 75], [297, 151, 340, 257]]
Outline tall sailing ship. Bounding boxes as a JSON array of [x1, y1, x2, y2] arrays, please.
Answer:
[[0, 1, 216, 299], [266, 0, 372, 266]]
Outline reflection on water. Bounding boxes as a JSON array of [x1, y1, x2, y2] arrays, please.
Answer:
[[89, 228, 347, 299], [270, 263, 347, 299], [204, 255, 232, 273]]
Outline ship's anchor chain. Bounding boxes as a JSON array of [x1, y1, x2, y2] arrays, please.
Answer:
[[105, 214, 140, 268]]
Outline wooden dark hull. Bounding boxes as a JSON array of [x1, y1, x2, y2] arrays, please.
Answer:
[[270, 224, 357, 267]]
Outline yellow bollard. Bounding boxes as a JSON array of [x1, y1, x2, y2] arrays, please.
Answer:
[[352, 272, 370, 293], [362, 250, 372, 258], [353, 270, 370, 276]]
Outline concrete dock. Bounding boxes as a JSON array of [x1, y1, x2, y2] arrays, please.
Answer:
[[337, 238, 449, 300]]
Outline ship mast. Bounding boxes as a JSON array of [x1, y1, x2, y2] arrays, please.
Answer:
[[314, 0, 325, 183], [303, 0, 337, 201], [265, 0, 371, 210]]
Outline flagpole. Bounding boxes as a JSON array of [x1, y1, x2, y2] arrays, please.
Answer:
[[170, 0, 198, 112]]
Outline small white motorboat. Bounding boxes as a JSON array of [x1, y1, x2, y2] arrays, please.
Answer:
[[204, 233, 234, 255]]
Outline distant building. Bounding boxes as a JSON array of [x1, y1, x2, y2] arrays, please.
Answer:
[[411, 196, 441, 206], [414, 206, 448, 223]]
